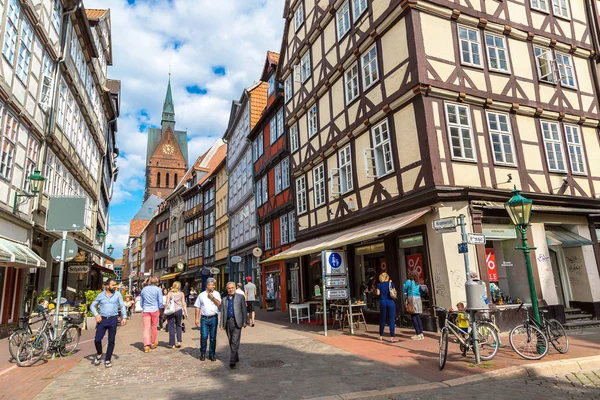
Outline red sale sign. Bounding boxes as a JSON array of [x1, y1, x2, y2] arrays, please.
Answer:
[[406, 254, 425, 282], [486, 249, 498, 282]]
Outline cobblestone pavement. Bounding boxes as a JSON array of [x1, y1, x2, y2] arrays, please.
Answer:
[[33, 309, 425, 400]]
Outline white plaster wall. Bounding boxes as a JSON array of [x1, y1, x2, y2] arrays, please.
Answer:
[[531, 223, 560, 305]]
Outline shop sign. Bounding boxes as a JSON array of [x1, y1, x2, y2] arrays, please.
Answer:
[[324, 250, 346, 275], [486, 249, 498, 282], [131, 271, 137, 277], [482, 224, 517, 240], [326, 288, 348, 300], [68, 265, 89, 274], [252, 247, 263, 257], [326, 276, 347, 287], [231, 255, 242, 263], [467, 233, 486, 245], [210, 267, 220, 274], [406, 254, 425, 281]]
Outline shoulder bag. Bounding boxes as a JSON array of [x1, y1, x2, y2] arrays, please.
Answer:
[[164, 293, 176, 315], [389, 281, 398, 300], [405, 281, 415, 314]]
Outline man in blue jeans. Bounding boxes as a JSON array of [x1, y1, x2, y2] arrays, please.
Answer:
[[194, 277, 221, 361], [90, 279, 128, 368]]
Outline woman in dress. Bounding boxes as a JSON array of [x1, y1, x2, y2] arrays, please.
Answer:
[[404, 270, 424, 340], [376, 272, 397, 342], [165, 281, 188, 349]]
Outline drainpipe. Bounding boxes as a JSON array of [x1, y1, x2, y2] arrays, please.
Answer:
[[584, 0, 600, 103]]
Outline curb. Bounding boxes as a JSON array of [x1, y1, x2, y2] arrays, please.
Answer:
[[305, 355, 600, 400]]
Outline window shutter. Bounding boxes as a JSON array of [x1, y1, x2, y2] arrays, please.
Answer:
[[330, 168, 341, 196], [364, 148, 377, 178]]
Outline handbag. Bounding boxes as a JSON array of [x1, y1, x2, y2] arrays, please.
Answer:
[[164, 294, 176, 315], [405, 281, 415, 314], [389, 281, 398, 300]]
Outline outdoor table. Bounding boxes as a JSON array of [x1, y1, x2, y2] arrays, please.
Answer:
[[289, 303, 311, 324], [331, 303, 368, 331]]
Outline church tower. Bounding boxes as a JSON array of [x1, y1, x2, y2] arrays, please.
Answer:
[[144, 76, 189, 201]]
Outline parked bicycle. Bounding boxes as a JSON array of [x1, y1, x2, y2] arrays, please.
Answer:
[[509, 303, 568, 360], [8, 314, 37, 360], [435, 306, 500, 370], [16, 311, 83, 367]]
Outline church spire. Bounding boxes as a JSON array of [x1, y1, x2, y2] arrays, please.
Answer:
[[161, 74, 175, 131]]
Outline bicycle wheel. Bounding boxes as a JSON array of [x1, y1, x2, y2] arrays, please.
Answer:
[[509, 324, 548, 360], [439, 327, 449, 370], [546, 319, 569, 354], [8, 329, 28, 360], [59, 326, 81, 356], [16, 332, 49, 367], [476, 322, 500, 361]]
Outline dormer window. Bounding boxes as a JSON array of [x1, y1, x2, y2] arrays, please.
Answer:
[[267, 74, 276, 96]]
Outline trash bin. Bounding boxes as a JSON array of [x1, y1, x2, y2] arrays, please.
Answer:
[[465, 279, 489, 310]]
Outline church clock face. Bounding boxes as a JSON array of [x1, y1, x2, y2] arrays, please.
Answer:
[[162, 144, 174, 155]]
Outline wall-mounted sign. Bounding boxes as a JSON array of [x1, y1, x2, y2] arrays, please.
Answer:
[[210, 267, 220, 275], [252, 247, 263, 258], [482, 224, 517, 240], [68, 265, 89, 274], [433, 217, 457, 230], [231, 256, 242, 263], [324, 250, 346, 275], [486, 249, 498, 282]]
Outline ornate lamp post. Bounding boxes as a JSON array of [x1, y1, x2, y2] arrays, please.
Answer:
[[504, 186, 540, 324], [107, 244, 114, 256], [13, 170, 46, 214], [97, 231, 106, 245]]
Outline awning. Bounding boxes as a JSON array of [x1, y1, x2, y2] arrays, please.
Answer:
[[92, 262, 114, 274], [74, 239, 115, 262], [178, 268, 200, 278], [0, 237, 46, 268], [160, 272, 181, 281], [545, 226, 594, 248], [262, 207, 432, 263]]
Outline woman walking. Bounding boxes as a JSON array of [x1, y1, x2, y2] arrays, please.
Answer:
[[166, 281, 188, 349], [376, 272, 397, 342], [158, 288, 168, 331], [404, 270, 424, 340], [141, 277, 163, 352]]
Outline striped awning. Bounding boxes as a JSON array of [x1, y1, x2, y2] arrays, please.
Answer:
[[0, 237, 46, 268]]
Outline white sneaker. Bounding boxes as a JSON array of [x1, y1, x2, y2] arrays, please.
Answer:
[[418, 334, 425, 340], [410, 335, 420, 340]]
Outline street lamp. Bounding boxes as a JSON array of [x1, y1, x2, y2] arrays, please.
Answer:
[[505, 186, 540, 324], [107, 244, 114, 256], [97, 231, 106, 245], [12, 170, 46, 214]]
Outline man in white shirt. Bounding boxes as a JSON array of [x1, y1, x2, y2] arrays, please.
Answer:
[[194, 278, 221, 361], [236, 283, 245, 297]]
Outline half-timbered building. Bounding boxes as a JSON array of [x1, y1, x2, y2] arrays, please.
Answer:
[[215, 158, 229, 286], [250, 52, 296, 311], [264, 0, 600, 329]]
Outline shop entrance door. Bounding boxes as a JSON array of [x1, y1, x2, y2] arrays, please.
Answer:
[[549, 248, 568, 306], [290, 266, 300, 303]]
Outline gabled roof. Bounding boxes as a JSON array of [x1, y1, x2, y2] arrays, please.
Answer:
[[260, 51, 280, 81], [198, 142, 227, 186], [130, 220, 149, 237], [132, 195, 163, 220], [248, 81, 268, 130]]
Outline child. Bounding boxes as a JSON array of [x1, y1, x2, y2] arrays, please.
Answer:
[[125, 295, 134, 317], [456, 302, 469, 334]]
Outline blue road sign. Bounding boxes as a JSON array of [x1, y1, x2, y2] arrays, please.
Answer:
[[458, 242, 468, 254]]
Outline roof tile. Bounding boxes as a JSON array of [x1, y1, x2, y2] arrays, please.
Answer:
[[248, 82, 268, 130], [85, 9, 108, 19]]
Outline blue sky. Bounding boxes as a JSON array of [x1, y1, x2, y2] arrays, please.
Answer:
[[84, 0, 285, 257]]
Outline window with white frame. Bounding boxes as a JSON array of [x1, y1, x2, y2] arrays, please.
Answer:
[[345, 63, 359, 104], [531, 0, 549, 12], [262, 175, 268, 202], [267, 74, 275, 96], [313, 163, 326, 207], [541, 121, 566, 172], [552, 0, 570, 18], [365, 119, 394, 177], [486, 112, 515, 165], [1, 112, 18, 180], [285, 75, 293, 103], [52, 0, 62, 32], [277, 108, 284, 139], [308, 105, 318, 137], [281, 214, 289, 245], [555, 52, 576, 88], [534, 47, 556, 83], [352, 0, 368, 21], [288, 212, 296, 242], [445, 103, 475, 161], [564, 125, 585, 174], [270, 116, 277, 145], [3, 0, 21, 64], [290, 123, 299, 152], [258, 132, 264, 158], [264, 223, 272, 250], [17, 19, 33, 82], [282, 158, 290, 189], [40, 53, 54, 110], [458, 26, 482, 67], [485, 34, 509, 72], [337, 1, 351, 40], [301, 52, 311, 82], [337, 145, 353, 194], [256, 181, 263, 206], [275, 163, 282, 194], [294, 3, 304, 32], [296, 176, 307, 214], [361, 45, 379, 89]]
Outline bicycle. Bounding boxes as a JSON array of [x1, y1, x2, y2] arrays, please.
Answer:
[[8, 314, 36, 360], [435, 306, 500, 370], [509, 303, 568, 360], [16, 311, 83, 367]]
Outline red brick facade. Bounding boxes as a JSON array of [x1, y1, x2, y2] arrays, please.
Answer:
[[146, 126, 187, 200]]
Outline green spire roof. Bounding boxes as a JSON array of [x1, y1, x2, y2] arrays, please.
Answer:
[[162, 76, 175, 123]]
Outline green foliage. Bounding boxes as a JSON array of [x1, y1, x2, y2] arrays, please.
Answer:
[[83, 290, 101, 317], [36, 288, 55, 303]]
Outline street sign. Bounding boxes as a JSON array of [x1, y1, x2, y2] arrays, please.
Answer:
[[458, 242, 469, 254], [46, 197, 86, 232], [432, 217, 457, 231], [467, 233, 486, 245], [324, 250, 346, 275], [51, 238, 78, 262], [67, 265, 89, 274], [326, 276, 347, 287], [231, 256, 242, 263], [131, 271, 137, 277], [326, 288, 348, 300], [435, 227, 457, 234]]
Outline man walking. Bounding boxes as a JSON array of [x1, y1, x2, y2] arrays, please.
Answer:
[[219, 282, 247, 369], [244, 277, 257, 327], [183, 282, 191, 304], [90, 279, 128, 368], [194, 277, 221, 361]]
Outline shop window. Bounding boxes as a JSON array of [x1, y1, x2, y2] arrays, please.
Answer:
[[353, 242, 386, 311], [398, 234, 432, 314]]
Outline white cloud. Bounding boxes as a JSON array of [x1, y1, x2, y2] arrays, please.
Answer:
[[105, 221, 131, 256], [85, 0, 285, 207]]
